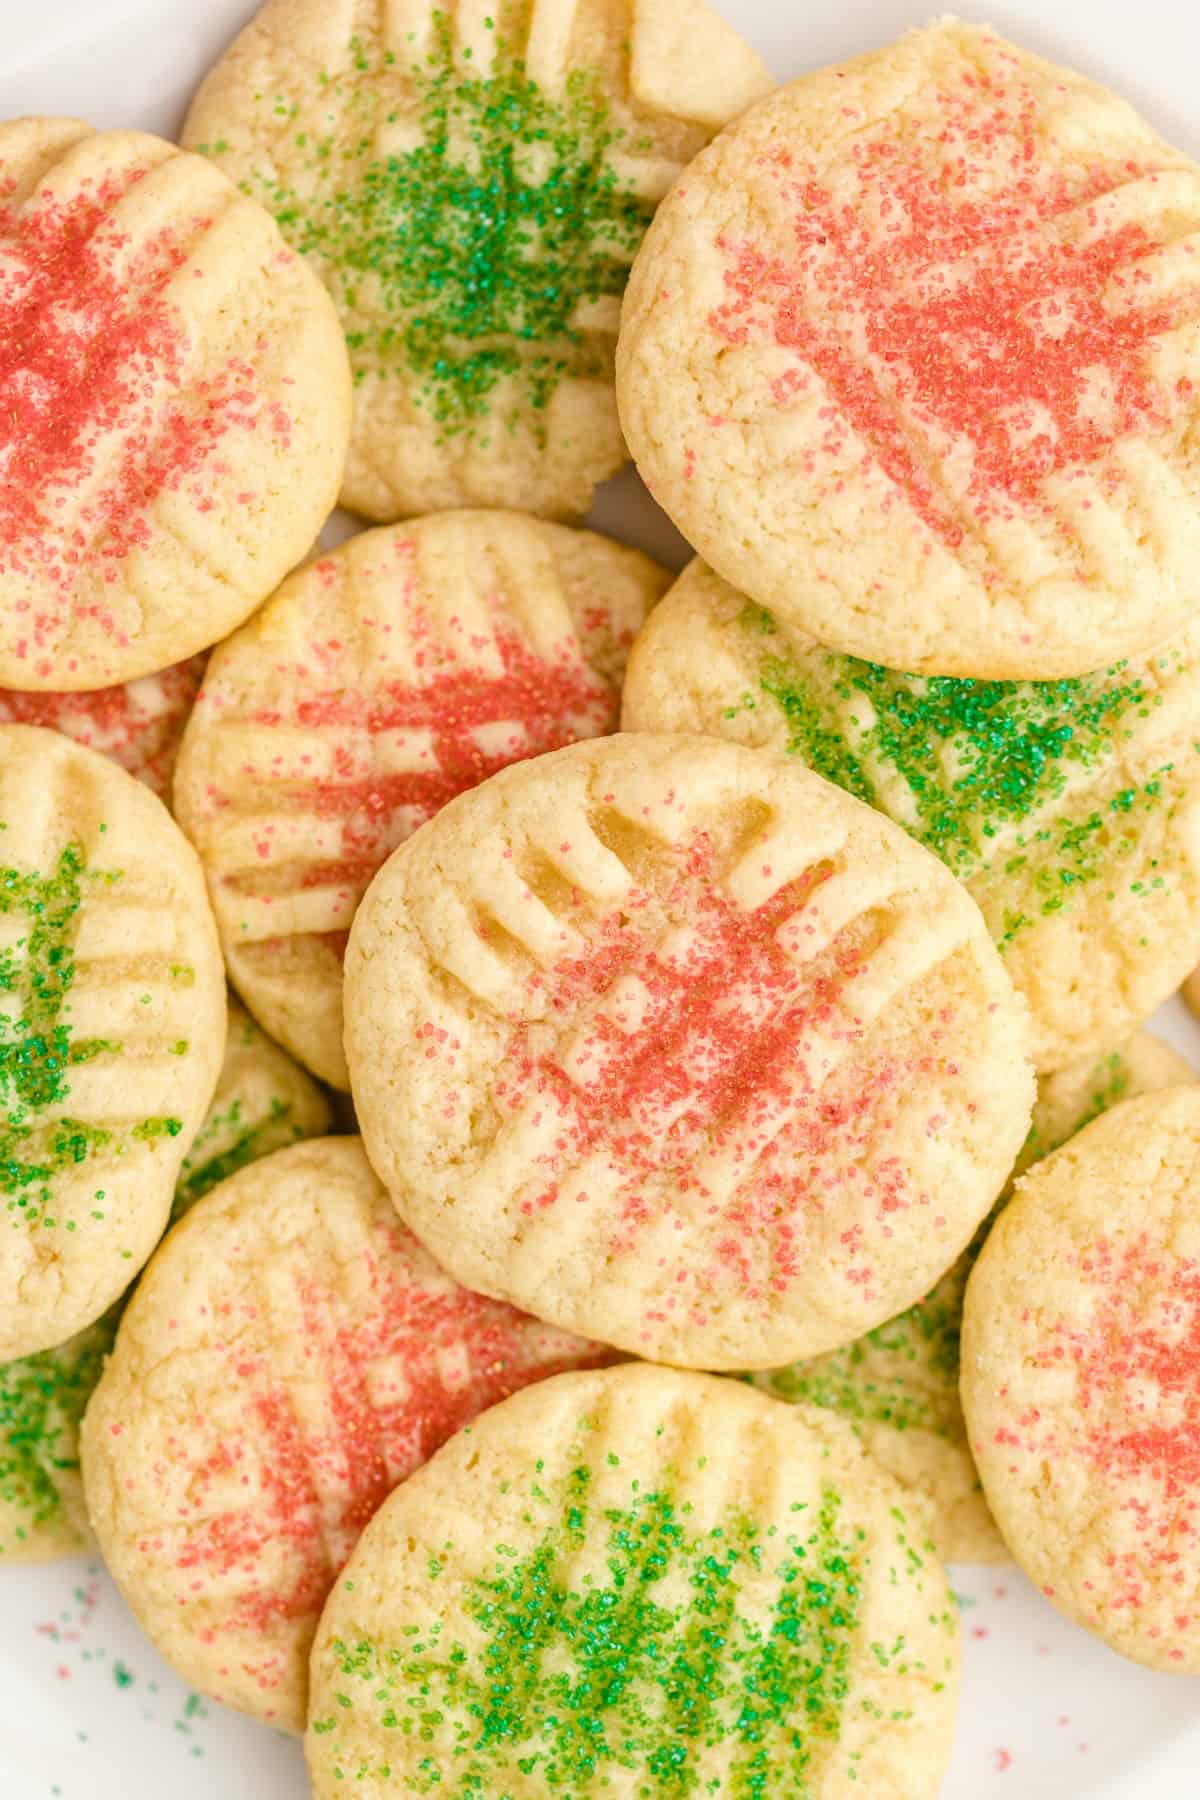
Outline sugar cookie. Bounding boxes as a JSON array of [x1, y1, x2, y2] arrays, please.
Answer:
[[183, 0, 771, 521], [618, 22, 1200, 678], [175, 510, 668, 1085], [306, 1363, 960, 1800], [81, 1136, 608, 1728], [0, 996, 329, 1563], [345, 733, 1034, 1368], [0, 117, 350, 690], [962, 1085, 1200, 1669], [752, 1029, 1194, 1565], [0, 725, 225, 1359], [0, 657, 205, 799], [623, 560, 1200, 1070]]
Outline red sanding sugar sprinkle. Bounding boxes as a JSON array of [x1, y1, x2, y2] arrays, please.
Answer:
[[488, 835, 949, 1315], [710, 54, 1189, 549], [245, 612, 615, 902], [0, 165, 285, 642], [0, 653, 205, 796], [168, 1222, 607, 1680], [1034, 1234, 1200, 1607]]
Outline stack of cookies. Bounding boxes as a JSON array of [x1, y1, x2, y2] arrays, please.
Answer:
[[3, 8, 1200, 1796]]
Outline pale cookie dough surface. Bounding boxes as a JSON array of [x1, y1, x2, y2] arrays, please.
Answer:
[[0, 726, 225, 1360], [0, 994, 330, 1566], [623, 560, 1200, 1071], [81, 1136, 608, 1730], [0, 657, 206, 800], [175, 510, 668, 1086], [306, 1363, 960, 1800], [752, 1029, 1195, 1566], [345, 733, 1034, 1368], [618, 21, 1200, 678], [183, 0, 772, 522], [962, 1085, 1200, 1670], [0, 117, 351, 691]]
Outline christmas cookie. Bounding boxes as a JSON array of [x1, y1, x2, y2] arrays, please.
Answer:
[[0, 726, 225, 1360], [344, 733, 1034, 1368], [962, 1085, 1200, 1669], [0, 117, 351, 691], [618, 22, 1200, 678], [80, 1136, 608, 1728], [0, 657, 205, 799], [0, 996, 329, 1564], [623, 560, 1200, 1070], [182, 0, 772, 522], [306, 1362, 960, 1800], [752, 1029, 1194, 1565], [174, 510, 668, 1086]]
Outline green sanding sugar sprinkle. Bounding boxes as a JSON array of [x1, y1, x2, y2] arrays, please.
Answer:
[[0, 841, 186, 1230], [742, 607, 1184, 937], [0, 845, 117, 1228], [0, 1313, 117, 1542], [172, 1096, 301, 1222], [213, 9, 654, 433], [314, 1468, 871, 1795], [758, 1272, 964, 1440]]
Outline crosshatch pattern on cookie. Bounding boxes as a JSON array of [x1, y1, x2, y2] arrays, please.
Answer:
[[307, 1367, 960, 1799], [175, 512, 666, 1087], [0, 120, 348, 689], [621, 561, 1200, 1068], [749, 1031, 1194, 1565], [0, 657, 206, 799], [346, 737, 1032, 1368], [183, 0, 771, 517], [0, 728, 223, 1358], [708, 65, 1199, 574], [618, 23, 1200, 676], [80, 1138, 610, 1730]]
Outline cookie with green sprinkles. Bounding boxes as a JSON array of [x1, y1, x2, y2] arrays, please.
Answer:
[[0, 994, 331, 1565], [623, 560, 1200, 1070], [182, 0, 772, 522], [305, 1361, 960, 1799], [750, 1028, 1194, 1565], [0, 1311, 116, 1562], [0, 725, 226, 1360], [172, 995, 332, 1223]]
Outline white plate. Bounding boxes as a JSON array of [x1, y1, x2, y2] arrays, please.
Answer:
[[1, 2, 1199, 1795]]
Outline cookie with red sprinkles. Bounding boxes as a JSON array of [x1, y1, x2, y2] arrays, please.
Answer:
[[174, 509, 669, 1087], [0, 117, 350, 691], [618, 21, 1200, 678], [344, 732, 1034, 1369], [79, 1135, 611, 1730], [962, 1083, 1200, 1669]]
